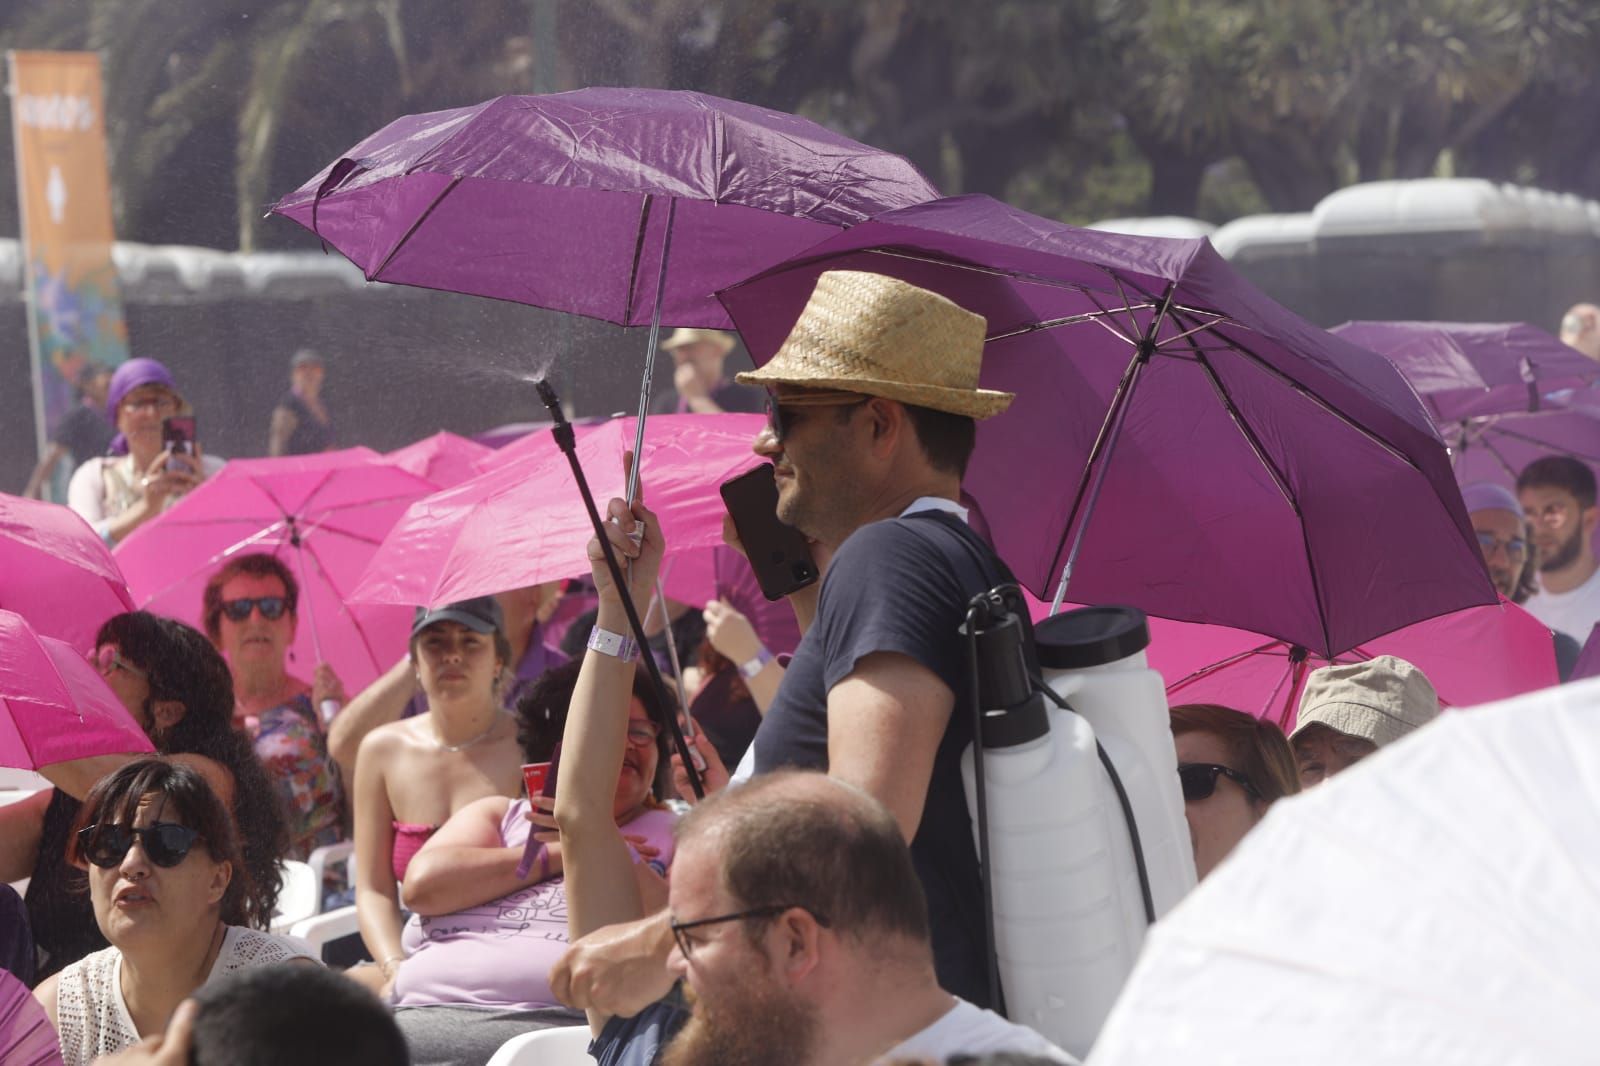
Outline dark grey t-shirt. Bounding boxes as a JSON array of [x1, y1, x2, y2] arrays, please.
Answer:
[[590, 991, 689, 1066], [750, 510, 1012, 1009]]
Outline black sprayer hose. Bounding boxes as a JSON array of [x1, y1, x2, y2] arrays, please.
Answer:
[[966, 597, 1004, 1016], [536, 380, 705, 800]]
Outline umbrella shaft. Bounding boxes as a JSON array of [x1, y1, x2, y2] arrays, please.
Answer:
[[627, 198, 678, 506]]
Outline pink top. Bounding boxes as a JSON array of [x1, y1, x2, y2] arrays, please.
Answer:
[[393, 799, 677, 1011], [392, 822, 438, 884]]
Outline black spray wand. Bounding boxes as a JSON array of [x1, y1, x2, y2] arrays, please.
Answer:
[[536, 380, 705, 799]]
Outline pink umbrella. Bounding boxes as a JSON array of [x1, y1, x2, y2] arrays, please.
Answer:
[[1148, 598, 1557, 729], [352, 414, 766, 607], [0, 610, 152, 771], [383, 431, 494, 489], [0, 493, 135, 653], [1022, 594, 1555, 727], [114, 448, 439, 693]]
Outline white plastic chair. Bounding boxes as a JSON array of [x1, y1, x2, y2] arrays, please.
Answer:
[[305, 840, 354, 900], [484, 1026, 593, 1066], [271, 860, 319, 932], [286, 904, 361, 961], [0, 769, 48, 791], [0, 788, 43, 808]]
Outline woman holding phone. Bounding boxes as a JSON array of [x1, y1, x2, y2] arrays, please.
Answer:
[[387, 660, 674, 1066], [66, 358, 223, 545]]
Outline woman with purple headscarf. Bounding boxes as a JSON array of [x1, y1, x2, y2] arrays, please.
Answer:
[[65, 358, 224, 545]]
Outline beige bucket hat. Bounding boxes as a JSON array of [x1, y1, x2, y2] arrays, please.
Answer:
[[735, 270, 1014, 420], [1291, 655, 1440, 749], [660, 327, 736, 355]]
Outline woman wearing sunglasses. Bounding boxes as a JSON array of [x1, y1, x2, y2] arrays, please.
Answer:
[[1, 612, 288, 983], [32, 758, 315, 1065], [1170, 703, 1299, 879], [203, 552, 346, 861], [387, 659, 675, 1066]]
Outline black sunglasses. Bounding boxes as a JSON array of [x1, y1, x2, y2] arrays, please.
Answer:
[[221, 596, 288, 622], [77, 822, 204, 868], [669, 903, 830, 959], [1178, 762, 1262, 803], [763, 392, 869, 443]]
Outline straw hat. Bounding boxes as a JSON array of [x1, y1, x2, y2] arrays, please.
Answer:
[[660, 328, 735, 355], [735, 270, 1014, 419]]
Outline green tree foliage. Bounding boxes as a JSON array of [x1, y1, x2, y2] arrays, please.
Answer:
[[0, 0, 1596, 248]]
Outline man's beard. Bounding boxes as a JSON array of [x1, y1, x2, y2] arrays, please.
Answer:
[[660, 972, 820, 1066], [1539, 525, 1584, 573]]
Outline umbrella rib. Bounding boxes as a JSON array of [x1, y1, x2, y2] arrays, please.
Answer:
[[1186, 337, 1335, 657], [986, 305, 1146, 344], [1154, 316, 1228, 348], [370, 176, 463, 282], [1485, 424, 1600, 463], [623, 194, 654, 324], [1165, 640, 1287, 691], [857, 247, 1122, 298]]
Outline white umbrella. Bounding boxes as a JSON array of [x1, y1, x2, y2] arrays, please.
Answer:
[[1088, 678, 1600, 1066]]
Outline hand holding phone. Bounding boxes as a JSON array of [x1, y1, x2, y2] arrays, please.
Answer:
[[720, 466, 818, 601], [516, 745, 563, 879], [162, 415, 198, 474]]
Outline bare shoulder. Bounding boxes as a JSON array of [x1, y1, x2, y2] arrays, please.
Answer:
[[33, 971, 60, 1024]]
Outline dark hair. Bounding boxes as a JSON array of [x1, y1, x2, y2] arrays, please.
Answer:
[[190, 963, 410, 1066], [70, 759, 251, 926], [1170, 703, 1299, 805], [514, 659, 672, 798], [1517, 456, 1597, 509], [902, 403, 977, 478], [202, 552, 299, 642], [94, 612, 287, 926], [677, 770, 930, 947]]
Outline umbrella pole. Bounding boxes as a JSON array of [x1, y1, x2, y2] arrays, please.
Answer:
[[652, 574, 694, 739], [626, 198, 678, 507], [289, 529, 339, 725], [1048, 344, 1153, 614]]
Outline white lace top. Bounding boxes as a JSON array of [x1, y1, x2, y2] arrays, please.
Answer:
[[54, 925, 317, 1066]]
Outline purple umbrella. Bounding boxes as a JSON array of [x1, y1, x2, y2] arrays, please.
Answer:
[[718, 194, 1496, 656], [270, 88, 938, 498], [0, 969, 62, 1066], [1331, 320, 1600, 422]]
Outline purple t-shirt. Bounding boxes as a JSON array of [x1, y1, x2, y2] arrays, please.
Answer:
[[393, 801, 676, 1011]]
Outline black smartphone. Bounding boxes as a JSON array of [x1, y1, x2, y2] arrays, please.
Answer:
[[162, 415, 197, 472], [719, 465, 819, 601]]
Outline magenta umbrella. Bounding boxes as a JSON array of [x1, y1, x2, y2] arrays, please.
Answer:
[[383, 431, 494, 489], [270, 87, 938, 503], [1331, 321, 1600, 422], [0, 493, 134, 653], [0, 610, 153, 771], [719, 194, 1495, 656], [351, 414, 765, 608], [0, 969, 62, 1066], [114, 449, 439, 693]]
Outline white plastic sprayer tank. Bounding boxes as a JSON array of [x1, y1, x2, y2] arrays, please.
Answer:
[[961, 605, 1195, 1060]]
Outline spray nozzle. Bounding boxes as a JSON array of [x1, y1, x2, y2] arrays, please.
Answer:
[[534, 379, 565, 423]]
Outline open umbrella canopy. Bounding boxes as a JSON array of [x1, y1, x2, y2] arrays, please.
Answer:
[[1089, 678, 1598, 1065], [1332, 320, 1600, 422], [0, 610, 152, 771], [0, 968, 62, 1066], [270, 88, 939, 327], [114, 448, 437, 692], [383, 431, 494, 489], [351, 414, 766, 608], [719, 194, 1495, 656], [1151, 598, 1557, 729], [0, 493, 134, 654]]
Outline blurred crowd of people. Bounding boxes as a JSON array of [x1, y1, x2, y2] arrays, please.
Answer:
[[2, 278, 1597, 1066]]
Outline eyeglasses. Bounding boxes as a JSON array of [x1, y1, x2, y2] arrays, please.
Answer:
[[89, 646, 147, 682], [221, 596, 289, 622], [626, 721, 660, 746], [669, 903, 829, 959], [77, 822, 203, 868], [1178, 762, 1262, 803], [1475, 530, 1528, 559], [763, 391, 869, 443]]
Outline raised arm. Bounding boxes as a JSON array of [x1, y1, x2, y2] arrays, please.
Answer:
[[401, 794, 552, 916], [328, 657, 417, 783]]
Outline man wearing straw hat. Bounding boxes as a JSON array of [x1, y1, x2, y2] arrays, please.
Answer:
[[723, 269, 1016, 1008]]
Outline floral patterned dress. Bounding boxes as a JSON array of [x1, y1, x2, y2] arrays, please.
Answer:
[[243, 693, 345, 860]]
